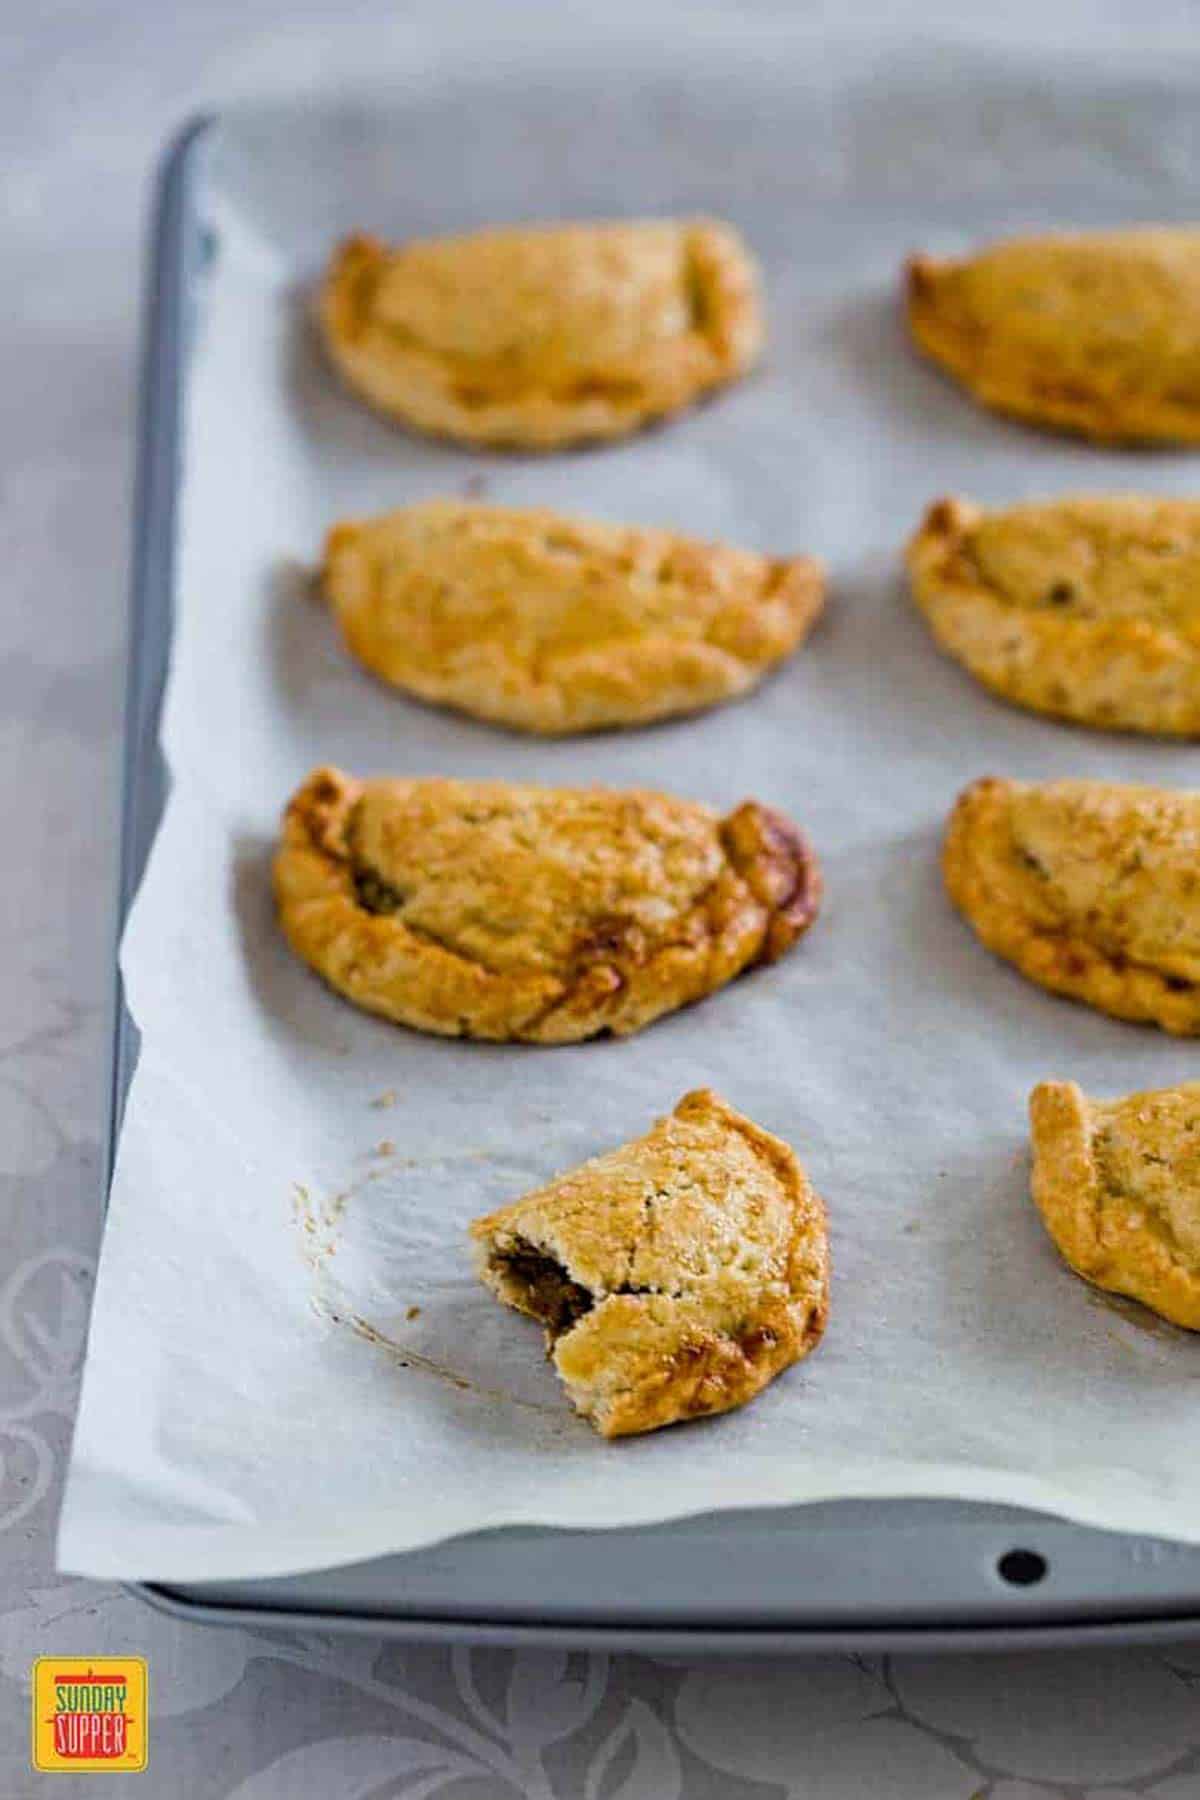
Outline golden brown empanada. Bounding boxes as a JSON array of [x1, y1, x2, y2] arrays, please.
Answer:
[[321, 500, 823, 734], [945, 775, 1200, 1034], [907, 494, 1200, 736], [1030, 1078, 1200, 1330], [907, 227, 1200, 443], [471, 1088, 829, 1435], [319, 219, 763, 448], [274, 768, 821, 1044]]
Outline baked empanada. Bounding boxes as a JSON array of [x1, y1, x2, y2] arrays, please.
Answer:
[[321, 500, 823, 734], [319, 219, 763, 448], [907, 227, 1200, 443], [471, 1087, 829, 1435], [944, 776, 1200, 1034], [1030, 1078, 1200, 1330], [274, 769, 821, 1044], [908, 495, 1200, 736]]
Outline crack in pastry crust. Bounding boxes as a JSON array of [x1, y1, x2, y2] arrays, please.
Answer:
[[907, 495, 1200, 737], [1030, 1079, 1200, 1330], [906, 227, 1200, 444], [318, 219, 763, 449], [471, 1088, 830, 1436], [274, 768, 821, 1044], [321, 501, 824, 735], [944, 775, 1200, 1034]]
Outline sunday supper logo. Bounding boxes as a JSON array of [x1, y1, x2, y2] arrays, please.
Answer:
[[31, 1658, 148, 1773]]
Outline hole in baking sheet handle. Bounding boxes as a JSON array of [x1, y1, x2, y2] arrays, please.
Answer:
[[996, 1548, 1048, 1587]]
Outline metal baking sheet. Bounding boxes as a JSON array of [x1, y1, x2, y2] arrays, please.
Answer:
[[97, 34, 1200, 1643]]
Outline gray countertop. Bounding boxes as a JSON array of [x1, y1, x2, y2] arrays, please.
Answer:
[[5, 2, 1200, 1793]]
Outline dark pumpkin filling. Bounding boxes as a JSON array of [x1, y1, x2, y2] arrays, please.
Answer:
[[494, 1241, 595, 1337]]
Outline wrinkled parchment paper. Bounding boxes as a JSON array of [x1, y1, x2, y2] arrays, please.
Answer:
[[61, 32, 1200, 1578]]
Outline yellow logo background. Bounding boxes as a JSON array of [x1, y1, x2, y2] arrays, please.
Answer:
[[32, 1657, 148, 1773]]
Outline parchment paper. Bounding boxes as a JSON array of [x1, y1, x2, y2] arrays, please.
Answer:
[[60, 31, 1200, 1579]]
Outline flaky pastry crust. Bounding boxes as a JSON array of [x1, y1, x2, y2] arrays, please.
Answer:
[[319, 219, 763, 449], [907, 227, 1200, 444], [907, 495, 1200, 736], [471, 1088, 830, 1436], [1030, 1079, 1200, 1330], [944, 775, 1200, 1035], [274, 769, 821, 1044], [321, 500, 823, 735]]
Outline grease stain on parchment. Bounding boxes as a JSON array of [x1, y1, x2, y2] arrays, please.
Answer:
[[290, 1142, 561, 1417], [317, 1303, 559, 1416]]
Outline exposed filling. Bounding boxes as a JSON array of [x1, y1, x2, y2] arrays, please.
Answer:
[[493, 1240, 595, 1337]]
